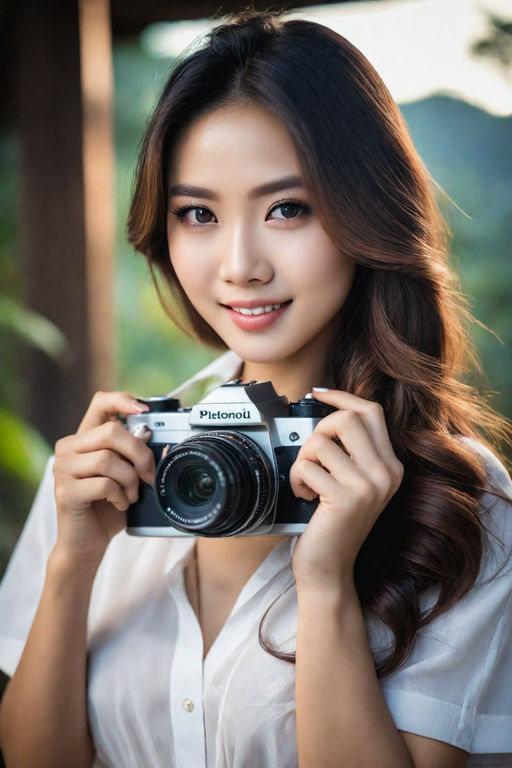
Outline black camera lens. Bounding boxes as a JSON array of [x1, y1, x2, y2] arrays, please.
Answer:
[[154, 431, 276, 536], [178, 466, 217, 505]]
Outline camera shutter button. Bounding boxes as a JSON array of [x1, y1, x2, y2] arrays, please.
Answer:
[[289, 397, 334, 418]]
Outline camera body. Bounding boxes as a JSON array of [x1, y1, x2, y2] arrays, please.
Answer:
[[125, 379, 334, 537]]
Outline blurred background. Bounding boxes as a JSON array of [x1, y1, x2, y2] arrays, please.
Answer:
[[0, 0, 511, 577]]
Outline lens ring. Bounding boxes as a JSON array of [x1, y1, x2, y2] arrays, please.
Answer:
[[201, 432, 274, 532], [155, 431, 276, 535]]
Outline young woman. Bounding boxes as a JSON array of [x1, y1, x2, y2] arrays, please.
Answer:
[[0, 9, 511, 768]]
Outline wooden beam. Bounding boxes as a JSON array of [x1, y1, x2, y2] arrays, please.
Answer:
[[79, 0, 115, 396], [17, 0, 114, 445], [18, 0, 88, 444]]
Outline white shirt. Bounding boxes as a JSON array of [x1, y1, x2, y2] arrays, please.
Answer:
[[1, 350, 512, 767]]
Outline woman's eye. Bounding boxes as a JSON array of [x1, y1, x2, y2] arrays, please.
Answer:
[[171, 206, 216, 225], [267, 201, 311, 221], [170, 200, 311, 226]]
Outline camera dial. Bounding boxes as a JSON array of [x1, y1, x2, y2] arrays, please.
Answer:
[[135, 396, 181, 413]]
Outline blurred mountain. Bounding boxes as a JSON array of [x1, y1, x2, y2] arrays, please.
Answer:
[[402, 95, 511, 235], [401, 96, 512, 413]]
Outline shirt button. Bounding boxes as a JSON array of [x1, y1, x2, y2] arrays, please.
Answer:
[[182, 698, 194, 713]]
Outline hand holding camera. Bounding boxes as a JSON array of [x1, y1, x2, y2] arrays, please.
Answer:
[[51, 391, 156, 566], [290, 388, 404, 591]]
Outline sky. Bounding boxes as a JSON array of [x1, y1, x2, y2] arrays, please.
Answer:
[[141, 0, 512, 116]]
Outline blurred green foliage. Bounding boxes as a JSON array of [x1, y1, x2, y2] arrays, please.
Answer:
[[0, 296, 68, 360], [0, 296, 65, 574], [0, 131, 56, 575], [0, 36, 511, 578]]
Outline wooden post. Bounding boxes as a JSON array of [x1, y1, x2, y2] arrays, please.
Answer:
[[17, 0, 114, 445], [79, 0, 115, 396]]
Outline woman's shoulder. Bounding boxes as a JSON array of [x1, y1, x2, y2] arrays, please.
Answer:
[[458, 435, 512, 495], [457, 436, 512, 562], [377, 437, 512, 755]]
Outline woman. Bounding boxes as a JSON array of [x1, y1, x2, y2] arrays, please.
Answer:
[[0, 9, 511, 768]]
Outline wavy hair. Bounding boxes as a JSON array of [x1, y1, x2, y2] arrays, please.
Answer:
[[127, 8, 512, 676]]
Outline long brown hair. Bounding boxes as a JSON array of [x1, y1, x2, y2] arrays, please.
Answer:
[[127, 8, 512, 676]]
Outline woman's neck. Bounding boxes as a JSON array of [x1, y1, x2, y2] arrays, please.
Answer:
[[195, 534, 286, 593], [239, 339, 330, 402]]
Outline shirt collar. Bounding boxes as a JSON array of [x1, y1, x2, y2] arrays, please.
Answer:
[[163, 537, 196, 577]]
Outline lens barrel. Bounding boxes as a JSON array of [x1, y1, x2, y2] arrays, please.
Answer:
[[154, 431, 276, 535]]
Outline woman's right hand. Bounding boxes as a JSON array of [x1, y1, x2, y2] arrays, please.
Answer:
[[52, 391, 156, 566]]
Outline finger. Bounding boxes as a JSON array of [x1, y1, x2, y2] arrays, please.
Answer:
[[312, 389, 401, 472], [291, 433, 386, 502], [55, 450, 143, 505], [290, 457, 338, 501], [78, 391, 149, 434], [311, 410, 383, 469], [56, 421, 155, 484], [312, 411, 402, 498], [301, 409, 402, 501], [55, 476, 131, 513], [295, 432, 365, 486]]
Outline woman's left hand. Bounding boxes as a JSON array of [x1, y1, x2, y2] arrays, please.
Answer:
[[290, 388, 404, 592]]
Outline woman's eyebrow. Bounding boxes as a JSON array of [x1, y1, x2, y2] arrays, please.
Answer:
[[168, 175, 303, 201]]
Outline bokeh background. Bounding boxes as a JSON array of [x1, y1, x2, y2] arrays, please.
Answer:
[[1, 0, 511, 577]]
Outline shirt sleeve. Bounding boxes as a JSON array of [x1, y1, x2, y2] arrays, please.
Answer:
[[0, 455, 58, 677], [375, 440, 512, 754]]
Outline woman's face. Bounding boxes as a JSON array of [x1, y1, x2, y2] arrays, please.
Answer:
[[167, 102, 355, 369]]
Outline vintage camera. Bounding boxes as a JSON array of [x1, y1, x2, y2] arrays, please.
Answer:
[[125, 379, 335, 537]]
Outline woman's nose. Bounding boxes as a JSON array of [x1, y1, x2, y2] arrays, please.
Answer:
[[217, 220, 274, 285]]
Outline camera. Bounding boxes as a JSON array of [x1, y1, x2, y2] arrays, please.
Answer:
[[125, 379, 335, 537]]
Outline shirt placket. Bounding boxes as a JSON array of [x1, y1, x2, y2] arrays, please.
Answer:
[[168, 566, 206, 768]]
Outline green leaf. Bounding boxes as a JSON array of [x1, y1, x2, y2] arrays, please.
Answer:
[[0, 295, 69, 361], [0, 409, 52, 484]]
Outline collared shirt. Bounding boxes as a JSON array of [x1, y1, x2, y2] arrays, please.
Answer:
[[1, 351, 512, 767]]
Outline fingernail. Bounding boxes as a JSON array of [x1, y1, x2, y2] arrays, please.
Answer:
[[133, 424, 152, 441], [130, 399, 150, 412], [144, 471, 155, 485], [312, 387, 329, 392]]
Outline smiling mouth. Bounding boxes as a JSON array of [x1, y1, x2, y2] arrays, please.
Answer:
[[221, 300, 293, 316]]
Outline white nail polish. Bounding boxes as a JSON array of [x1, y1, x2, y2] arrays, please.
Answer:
[[312, 387, 329, 392], [133, 424, 152, 440]]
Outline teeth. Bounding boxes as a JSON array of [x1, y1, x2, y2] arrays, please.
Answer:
[[231, 303, 287, 316]]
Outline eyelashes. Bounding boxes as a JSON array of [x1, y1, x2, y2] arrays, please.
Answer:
[[170, 205, 215, 225], [169, 199, 312, 227]]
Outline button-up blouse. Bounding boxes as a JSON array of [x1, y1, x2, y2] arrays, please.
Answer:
[[1, 351, 512, 767]]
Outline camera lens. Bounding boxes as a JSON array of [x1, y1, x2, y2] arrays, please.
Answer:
[[179, 466, 216, 505], [154, 431, 276, 535]]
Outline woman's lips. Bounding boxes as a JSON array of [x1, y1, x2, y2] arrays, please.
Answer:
[[223, 301, 292, 331]]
